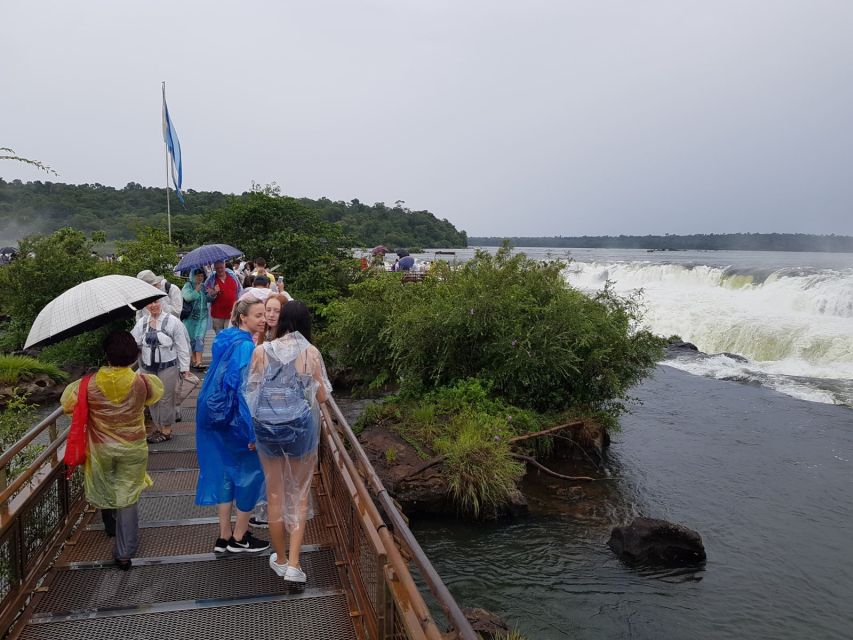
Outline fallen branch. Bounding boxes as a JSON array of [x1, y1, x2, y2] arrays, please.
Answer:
[[506, 420, 585, 444], [401, 420, 587, 481], [403, 455, 445, 479], [511, 453, 607, 482]]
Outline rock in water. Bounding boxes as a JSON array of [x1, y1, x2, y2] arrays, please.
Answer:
[[462, 607, 510, 639], [608, 517, 706, 566]]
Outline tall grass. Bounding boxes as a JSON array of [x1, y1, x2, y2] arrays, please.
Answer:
[[0, 354, 67, 385], [435, 415, 524, 517]]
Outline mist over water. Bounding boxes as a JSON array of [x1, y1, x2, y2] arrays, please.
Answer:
[[558, 250, 853, 406]]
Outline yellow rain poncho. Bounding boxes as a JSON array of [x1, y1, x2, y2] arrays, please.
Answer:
[[61, 366, 164, 509]]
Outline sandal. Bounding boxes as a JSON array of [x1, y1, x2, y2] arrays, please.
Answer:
[[161, 430, 173, 441], [147, 430, 167, 444]]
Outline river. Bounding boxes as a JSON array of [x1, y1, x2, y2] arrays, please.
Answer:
[[401, 247, 853, 639], [413, 366, 853, 639]]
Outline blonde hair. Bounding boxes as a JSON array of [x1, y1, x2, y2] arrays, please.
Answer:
[[230, 296, 263, 328]]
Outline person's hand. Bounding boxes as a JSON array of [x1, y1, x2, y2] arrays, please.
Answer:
[[214, 284, 221, 293], [248, 442, 256, 451]]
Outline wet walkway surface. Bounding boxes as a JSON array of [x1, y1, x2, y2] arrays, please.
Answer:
[[14, 337, 358, 640]]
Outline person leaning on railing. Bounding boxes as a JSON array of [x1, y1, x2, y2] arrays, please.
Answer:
[[60, 330, 164, 571]]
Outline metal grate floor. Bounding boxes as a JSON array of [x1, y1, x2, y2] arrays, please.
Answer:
[[62, 518, 328, 564], [146, 469, 199, 494], [37, 549, 340, 614], [20, 593, 357, 640], [147, 432, 196, 452], [147, 450, 198, 470]]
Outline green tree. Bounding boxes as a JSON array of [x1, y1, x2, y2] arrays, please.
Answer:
[[0, 228, 107, 349], [199, 191, 359, 308]]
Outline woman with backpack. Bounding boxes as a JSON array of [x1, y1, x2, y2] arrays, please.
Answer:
[[182, 268, 210, 370], [195, 296, 269, 554], [244, 300, 331, 583], [131, 298, 192, 443]]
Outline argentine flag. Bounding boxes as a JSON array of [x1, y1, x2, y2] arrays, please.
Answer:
[[161, 84, 184, 205]]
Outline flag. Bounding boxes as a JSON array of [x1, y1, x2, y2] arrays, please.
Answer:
[[161, 84, 184, 205]]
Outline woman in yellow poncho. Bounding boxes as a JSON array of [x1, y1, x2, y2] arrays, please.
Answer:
[[61, 330, 164, 570]]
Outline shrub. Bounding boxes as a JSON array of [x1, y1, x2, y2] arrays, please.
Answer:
[[0, 355, 67, 385], [0, 390, 43, 481], [324, 246, 665, 419]]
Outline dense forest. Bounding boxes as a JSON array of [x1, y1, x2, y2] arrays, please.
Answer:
[[0, 179, 468, 249], [469, 233, 853, 253]]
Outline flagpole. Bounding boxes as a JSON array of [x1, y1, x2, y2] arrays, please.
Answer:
[[163, 81, 172, 243]]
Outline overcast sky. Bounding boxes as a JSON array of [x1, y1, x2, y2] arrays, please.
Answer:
[[3, 1, 853, 236]]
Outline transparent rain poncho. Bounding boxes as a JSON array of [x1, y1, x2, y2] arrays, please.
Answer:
[[61, 367, 164, 509], [243, 331, 332, 533]]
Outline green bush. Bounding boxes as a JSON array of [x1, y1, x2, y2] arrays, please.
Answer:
[[0, 390, 43, 481], [324, 246, 665, 419], [0, 355, 67, 384]]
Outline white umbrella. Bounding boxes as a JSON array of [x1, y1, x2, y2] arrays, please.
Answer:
[[24, 275, 166, 349]]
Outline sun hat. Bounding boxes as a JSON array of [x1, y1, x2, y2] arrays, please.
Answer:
[[136, 270, 162, 286]]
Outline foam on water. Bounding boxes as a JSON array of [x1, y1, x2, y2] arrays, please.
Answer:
[[564, 260, 853, 406]]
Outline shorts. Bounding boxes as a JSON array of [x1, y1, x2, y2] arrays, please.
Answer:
[[190, 337, 205, 353], [254, 409, 318, 459], [212, 317, 229, 334]]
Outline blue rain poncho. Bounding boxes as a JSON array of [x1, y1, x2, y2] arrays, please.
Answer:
[[195, 327, 265, 512], [181, 269, 210, 343]]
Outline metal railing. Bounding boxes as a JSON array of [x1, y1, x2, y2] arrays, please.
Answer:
[[319, 398, 477, 640], [0, 393, 476, 639], [0, 406, 85, 635]]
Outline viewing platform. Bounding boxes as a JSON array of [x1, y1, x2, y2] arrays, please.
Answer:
[[0, 337, 475, 640]]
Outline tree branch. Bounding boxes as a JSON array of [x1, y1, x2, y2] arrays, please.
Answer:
[[511, 453, 608, 482], [506, 420, 585, 443]]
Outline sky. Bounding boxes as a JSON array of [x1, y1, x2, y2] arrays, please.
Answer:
[[3, 0, 853, 236]]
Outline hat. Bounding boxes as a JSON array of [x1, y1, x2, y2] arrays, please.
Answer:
[[137, 270, 162, 286]]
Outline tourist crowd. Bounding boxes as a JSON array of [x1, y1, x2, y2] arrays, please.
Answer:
[[61, 258, 329, 583]]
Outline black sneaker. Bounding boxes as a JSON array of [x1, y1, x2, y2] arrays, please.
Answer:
[[213, 537, 229, 553], [226, 532, 270, 553], [249, 516, 269, 529]]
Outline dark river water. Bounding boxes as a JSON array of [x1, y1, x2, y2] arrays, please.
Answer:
[[411, 366, 853, 639]]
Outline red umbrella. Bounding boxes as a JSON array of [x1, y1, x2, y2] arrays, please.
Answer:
[[371, 245, 390, 255]]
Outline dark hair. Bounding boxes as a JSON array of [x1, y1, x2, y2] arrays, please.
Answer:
[[253, 275, 270, 287], [103, 330, 139, 367], [243, 274, 255, 288], [275, 300, 312, 342], [255, 257, 266, 268]]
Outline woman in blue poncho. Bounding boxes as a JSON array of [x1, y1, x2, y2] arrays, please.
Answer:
[[195, 296, 269, 553]]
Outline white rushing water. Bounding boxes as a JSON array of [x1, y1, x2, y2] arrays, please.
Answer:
[[562, 255, 853, 406]]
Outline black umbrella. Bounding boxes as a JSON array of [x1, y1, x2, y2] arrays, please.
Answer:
[[396, 249, 410, 258]]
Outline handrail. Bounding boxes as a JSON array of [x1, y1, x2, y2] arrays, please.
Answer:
[[322, 398, 478, 640], [320, 404, 442, 639], [0, 406, 64, 470], [0, 436, 66, 514]]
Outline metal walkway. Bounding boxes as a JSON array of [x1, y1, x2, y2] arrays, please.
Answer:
[[1, 337, 476, 639]]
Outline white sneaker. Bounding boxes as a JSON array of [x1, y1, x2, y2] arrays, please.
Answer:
[[269, 552, 289, 577], [284, 565, 307, 583]]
